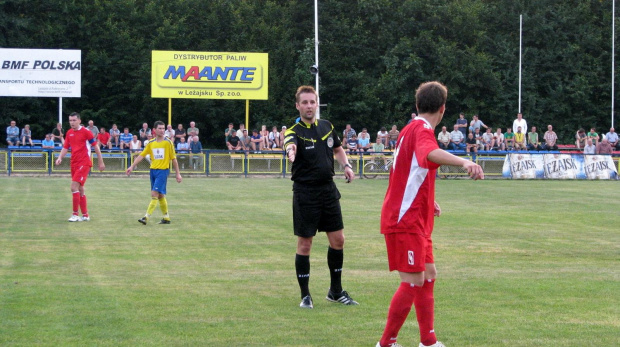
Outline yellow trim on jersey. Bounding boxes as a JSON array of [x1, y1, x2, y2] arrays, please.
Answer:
[[140, 137, 176, 169]]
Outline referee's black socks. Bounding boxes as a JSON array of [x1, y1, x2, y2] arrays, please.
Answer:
[[295, 254, 311, 298], [327, 247, 343, 294]]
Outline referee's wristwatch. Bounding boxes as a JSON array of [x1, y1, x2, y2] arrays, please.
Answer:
[[344, 163, 353, 170]]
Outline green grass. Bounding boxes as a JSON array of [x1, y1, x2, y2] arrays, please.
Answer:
[[0, 177, 618, 346]]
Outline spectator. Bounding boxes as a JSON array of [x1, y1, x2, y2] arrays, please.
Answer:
[[543, 125, 559, 151], [236, 123, 246, 138], [604, 127, 619, 150], [6, 120, 20, 146], [346, 134, 359, 154], [42, 134, 55, 149], [268, 126, 280, 149], [371, 136, 388, 167], [242, 129, 251, 151], [190, 135, 203, 169], [512, 113, 527, 135], [176, 136, 190, 152], [406, 112, 417, 125], [357, 128, 371, 152], [224, 123, 235, 138], [259, 124, 270, 150], [250, 129, 262, 151], [343, 124, 356, 140], [175, 123, 186, 145], [187, 121, 199, 138], [514, 126, 526, 150], [596, 138, 614, 154], [493, 128, 505, 151], [377, 127, 389, 147], [165, 124, 175, 140], [504, 128, 515, 150], [130, 134, 142, 153], [388, 125, 399, 149], [226, 131, 243, 151], [587, 127, 599, 145], [437, 126, 450, 149], [455, 112, 467, 138], [97, 127, 111, 149], [473, 127, 484, 150], [583, 138, 596, 154], [482, 128, 495, 151], [575, 128, 587, 149], [279, 126, 287, 148], [87, 120, 99, 138], [52, 122, 64, 145], [144, 132, 153, 147], [119, 128, 133, 150], [21, 124, 33, 147], [527, 126, 542, 151], [138, 122, 151, 142], [449, 124, 465, 150], [469, 114, 488, 134], [465, 132, 478, 155], [109, 124, 120, 147]]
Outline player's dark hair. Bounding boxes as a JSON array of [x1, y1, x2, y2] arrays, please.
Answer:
[[69, 112, 81, 119], [154, 120, 165, 129], [295, 85, 317, 103], [415, 81, 448, 114]]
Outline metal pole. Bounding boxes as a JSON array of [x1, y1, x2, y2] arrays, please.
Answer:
[[314, 0, 320, 119], [246, 99, 250, 130], [58, 97, 63, 125], [168, 98, 172, 126], [613, 0, 616, 128], [519, 14, 523, 114]]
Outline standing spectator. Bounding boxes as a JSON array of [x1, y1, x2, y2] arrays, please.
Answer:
[[130, 135, 142, 153], [54, 112, 105, 222], [126, 121, 182, 225], [493, 128, 505, 151], [504, 128, 515, 150], [249, 129, 262, 151], [583, 139, 596, 154], [388, 125, 399, 149], [604, 127, 619, 150], [343, 124, 356, 141], [377, 81, 483, 347], [21, 124, 33, 147], [596, 138, 614, 154], [138, 123, 151, 142], [42, 134, 55, 149], [164, 124, 175, 139], [283, 85, 357, 309], [259, 125, 270, 150], [190, 136, 203, 169], [268, 126, 280, 149], [175, 123, 186, 145], [377, 127, 389, 147], [514, 126, 526, 150], [226, 131, 243, 151], [109, 124, 120, 147], [87, 120, 99, 138], [119, 128, 133, 150], [465, 132, 478, 155], [543, 124, 559, 151], [575, 128, 587, 149], [176, 137, 190, 152], [6, 120, 20, 146], [346, 134, 359, 154], [482, 128, 495, 151], [358, 128, 372, 152], [236, 123, 246, 138], [587, 127, 599, 145], [455, 112, 468, 138], [407, 112, 417, 125], [512, 113, 527, 135], [97, 127, 111, 149], [469, 114, 488, 134], [187, 121, 199, 139], [449, 124, 465, 150], [527, 126, 542, 151], [52, 122, 64, 145], [436, 126, 450, 149]]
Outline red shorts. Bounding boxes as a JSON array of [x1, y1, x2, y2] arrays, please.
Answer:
[[71, 165, 91, 186], [384, 232, 433, 273]]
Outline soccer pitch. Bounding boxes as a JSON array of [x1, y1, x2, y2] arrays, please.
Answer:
[[1, 176, 618, 346]]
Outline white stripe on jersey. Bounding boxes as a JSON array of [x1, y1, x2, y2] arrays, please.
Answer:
[[397, 149, 428, 223]]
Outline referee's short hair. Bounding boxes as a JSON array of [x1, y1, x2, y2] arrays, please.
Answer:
[[415, 81, 448, 114], [295, 85, 318, 103]]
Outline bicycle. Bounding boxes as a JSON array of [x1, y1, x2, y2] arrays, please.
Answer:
[[363, 157, 393, 179]]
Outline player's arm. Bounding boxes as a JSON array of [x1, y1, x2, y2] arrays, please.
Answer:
[[55, 147, 69, 165], [171, 158, 182, 183], [126, 155, 145, 175], [428, 149, 484, 180], [283, 129, 297, 162], [334, 146, 354, 182], [92, 140, 105, 172]]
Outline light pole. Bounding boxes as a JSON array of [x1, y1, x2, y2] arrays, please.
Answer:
[[314, 0, 320, 119]]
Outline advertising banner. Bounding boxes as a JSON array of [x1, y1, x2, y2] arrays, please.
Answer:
[[151, 51, 268, 100], [502, 153, 617, 179], [0, 48, 81, 97]]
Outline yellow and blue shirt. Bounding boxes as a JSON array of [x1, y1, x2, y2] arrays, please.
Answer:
[[140, 137, 177, 170]]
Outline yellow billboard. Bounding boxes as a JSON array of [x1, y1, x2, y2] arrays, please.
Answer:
[[151, 51, 268, 100]]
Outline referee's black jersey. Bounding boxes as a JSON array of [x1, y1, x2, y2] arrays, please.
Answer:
[[284, 119, 342, 184]]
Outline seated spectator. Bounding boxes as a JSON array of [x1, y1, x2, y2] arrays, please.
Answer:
[[109, 124, 120, 147], [176, 137, 190, 152], [187, 121, 199, 138], [236, 123, 246, 138], [260, 125, 270, 150], [346, 134, 359, 154], [465, 132, 478, 154], [224, 123, 235, 139], [596, 138, 614, 154], [493, 128, 505, 151], [437, 126, 450, 149], [543, 124, 559, 150], [388, 125, 399, 149], [41, 134, 55, 149], [527, 126, 542, 151], [357, 128, 372, 152], [138, 122, 151, 142], [575, 128, 586, 149], [21, 124, 33, 147], [227, 131, 243, 151], [473, 127, 484, 150], [242, 129, 251, 151], [514, 126, 526, 150], [97, 127, 111, 149], [587, 127, 599, 145], [119, 128, 133, 150], [52, 122, 64, 145], [504, 128, 515, 150], [189, 135, 203, 169], [482, 128, 495, 151], [165, 124, 175, 140], [604, 127, 619, 150], [250, 129, 262, 151], [468, 114, 488, 134], [279, 126, 286, 147], [583, 138, 596, 154], [343, 124, 356, 141], [130, 135, 142, 153], [371, 137, 387, 167], [87, 120, 99, 137], [449, 124, 466, 150], [143, 132, 153, 147], [175, 123, 186, 145], [377, 127, 389, 147], [268, 126, 280, 149]]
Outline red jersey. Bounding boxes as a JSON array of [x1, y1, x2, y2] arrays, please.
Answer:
[[97, 132, 110, 144], [64, 126, 96, 167], [381, 117, 440, 236]]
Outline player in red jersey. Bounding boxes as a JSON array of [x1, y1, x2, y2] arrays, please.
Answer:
[[55, 112, 105, 222], [376, 82, 484, 347]]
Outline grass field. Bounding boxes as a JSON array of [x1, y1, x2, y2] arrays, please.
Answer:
[[0, 176, 618, 346]]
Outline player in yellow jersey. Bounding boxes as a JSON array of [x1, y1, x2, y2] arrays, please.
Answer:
[[126, 120, 182, 224]]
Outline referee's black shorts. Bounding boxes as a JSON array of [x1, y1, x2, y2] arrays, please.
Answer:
[[292, 181, 344, 237]]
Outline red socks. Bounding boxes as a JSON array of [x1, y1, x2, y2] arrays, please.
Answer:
[[80, 195, 88, 217], [379, 280, 437, 347], [72, 191, 80, 215]]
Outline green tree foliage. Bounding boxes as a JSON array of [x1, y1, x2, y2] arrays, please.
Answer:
[[0, 0, 617, 146]]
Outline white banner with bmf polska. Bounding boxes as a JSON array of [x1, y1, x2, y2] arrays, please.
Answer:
[[0, 48, 81, 97], [502, 153, 617, 180]]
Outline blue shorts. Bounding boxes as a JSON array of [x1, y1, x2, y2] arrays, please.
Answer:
[[150, 169, 169, 194]]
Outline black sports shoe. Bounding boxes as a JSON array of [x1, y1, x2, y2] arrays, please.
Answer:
[[138, 217, 148, 225], [158, 219, 171, 224], [326, 289, 359, 305], [299, 295, 313, 309]]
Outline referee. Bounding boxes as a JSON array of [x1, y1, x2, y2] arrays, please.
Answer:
[[283, 85, 358, 309]]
